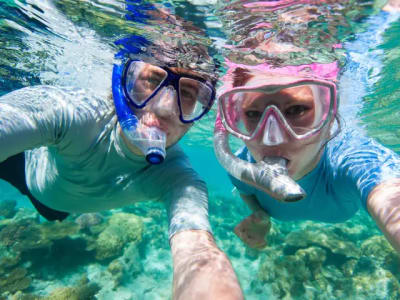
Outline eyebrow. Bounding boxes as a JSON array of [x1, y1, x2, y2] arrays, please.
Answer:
[[169, 67, 209, 81]]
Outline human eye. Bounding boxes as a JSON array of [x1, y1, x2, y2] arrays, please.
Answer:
[[285, 105, 310, 118], [245, 110, 262, 120]]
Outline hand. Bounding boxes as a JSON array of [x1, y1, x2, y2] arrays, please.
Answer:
[[234, 211, 271, 249]]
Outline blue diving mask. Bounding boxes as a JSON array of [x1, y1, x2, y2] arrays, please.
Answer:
[[112, 59, 216, 164], [122, 59, 216, 122]]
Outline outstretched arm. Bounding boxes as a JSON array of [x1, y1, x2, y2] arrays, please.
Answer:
[[0, 86, 72, 162], [170, 230, 244, 300], [367, 178, 400, 252], [382, 0, 400, 12]]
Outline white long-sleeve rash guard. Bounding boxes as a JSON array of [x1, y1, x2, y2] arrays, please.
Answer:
[[0, 86, 211, 238]]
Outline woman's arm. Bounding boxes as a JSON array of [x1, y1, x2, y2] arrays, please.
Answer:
[[367, 178, 400, 252], [383, 0, 400, 12], [170, 230, 244, 300], [234, 194, 271, 249]]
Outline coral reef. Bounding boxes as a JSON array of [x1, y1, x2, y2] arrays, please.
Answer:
[[42, 276, 100, 300], [257, 224, 400, 299], [92, 212, 143, 261], [284, 226, 361, 258], [74, 213, 103, 230], [0, 218, 79, 253], [9, 276, 99, 300], [0, 267, 31, 295], [107, 241, 143, 287], [0, 199, 17, 219]]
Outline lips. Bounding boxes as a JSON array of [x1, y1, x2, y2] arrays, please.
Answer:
[[139, 113, 168, 132]]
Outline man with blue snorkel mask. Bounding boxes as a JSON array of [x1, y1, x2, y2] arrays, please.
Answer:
[[113, 57, 215, 164], [0, 6, 244, 299]]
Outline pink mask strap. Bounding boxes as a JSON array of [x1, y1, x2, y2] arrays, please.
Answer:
[[215, 110, 227, 133]]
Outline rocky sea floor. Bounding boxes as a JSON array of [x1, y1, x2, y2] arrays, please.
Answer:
[[0, 188, 399, 300]]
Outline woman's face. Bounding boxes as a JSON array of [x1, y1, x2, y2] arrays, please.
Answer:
[[240, 85, 331, 180]]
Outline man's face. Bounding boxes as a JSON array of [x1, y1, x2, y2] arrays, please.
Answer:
[[127, 65, 211, 149]]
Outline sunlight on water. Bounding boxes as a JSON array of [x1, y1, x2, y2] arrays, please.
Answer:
[[0, 0, 400, 299]]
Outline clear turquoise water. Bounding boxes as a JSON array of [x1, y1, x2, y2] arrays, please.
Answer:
[[1, 1, 400, 299]]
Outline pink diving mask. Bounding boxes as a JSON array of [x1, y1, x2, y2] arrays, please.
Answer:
[[214, 60, 339, 202], [218, 63, 338, 146]]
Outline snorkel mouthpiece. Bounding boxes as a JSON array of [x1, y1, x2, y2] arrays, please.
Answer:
[[140, 126, 166, 165], [214, 113, 306, 202], [260, 156, 305, 202], [123, 126, 167, 165]]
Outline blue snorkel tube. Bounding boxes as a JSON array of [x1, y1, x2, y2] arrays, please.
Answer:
[[112, 62, 166, 164]]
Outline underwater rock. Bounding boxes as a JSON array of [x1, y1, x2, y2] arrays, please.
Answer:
[[258, 236, 400, 299], [258, 246, 328, 298], [12, 208, 40, 223], [266, 222, 284, 245], [361, 235, 400, 274], [39, 221, 80, 241], [0, 219, 47, 251], [350, 268, 400, 299], [340, 258, 358, 277], [0, 199, 17, 219], [106, 243, 144, 289], [107, 259, 124, 287], [0, 267, 31, 294], [0, 219, 79, 253], [285, 227, 360, 258], [361, 235, 397, 258], [9, 276, 100, 300], [9, 291, 40, 300], [74, 213, 103, 230], [42, 276, 100, 300], [94, 212, 143, 260]]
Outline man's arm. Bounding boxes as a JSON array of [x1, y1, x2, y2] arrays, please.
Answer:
[[170, 229, 244, 300], [0, 86, 73, 162], [367, 178, 400, 252]]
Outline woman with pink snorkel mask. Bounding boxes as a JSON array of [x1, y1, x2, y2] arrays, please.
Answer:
[[214, 1, 400, 252]]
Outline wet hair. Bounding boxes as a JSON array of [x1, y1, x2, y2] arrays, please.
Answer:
[[232, 67, 254, 87], [117, 4, 219, 85]]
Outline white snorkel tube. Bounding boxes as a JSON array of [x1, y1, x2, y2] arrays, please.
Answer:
[[214, 111, 306, 202]]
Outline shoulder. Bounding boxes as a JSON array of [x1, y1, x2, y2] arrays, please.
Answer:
[[326, 128, 400, 166], [1, 85, 113, 114], [325, 128, 400, 203]]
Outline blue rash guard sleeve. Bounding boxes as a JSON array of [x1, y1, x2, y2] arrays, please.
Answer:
[[327, 129, 400, 210], [228, 129, 400, 223]]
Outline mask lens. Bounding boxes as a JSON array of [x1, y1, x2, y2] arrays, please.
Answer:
[[179, 77, 213, 121], [222, 84, 332, 138], [125, 61, 168, 106]]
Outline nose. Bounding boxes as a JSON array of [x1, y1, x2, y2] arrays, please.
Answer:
[[262, 112, 286, 146], [150, 86, 179, 119]]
